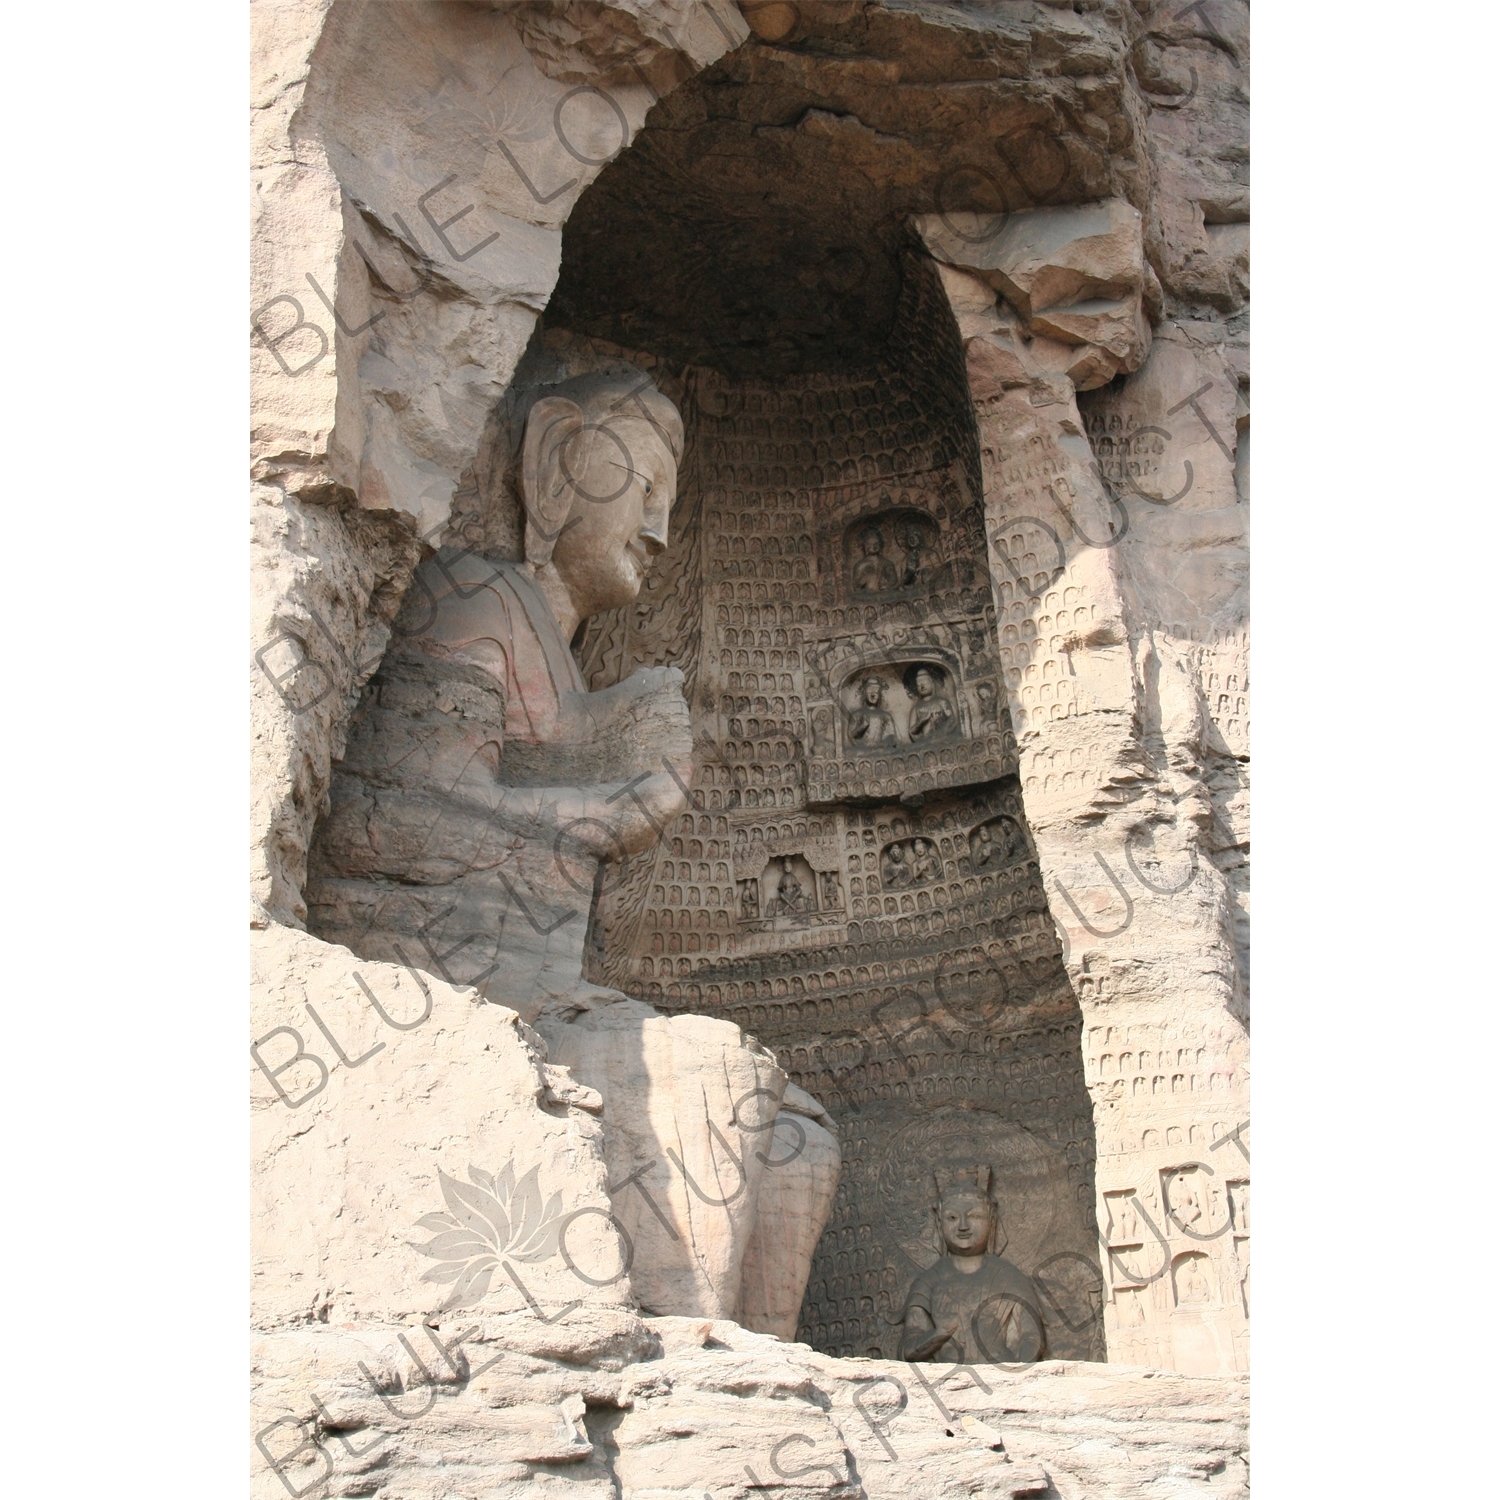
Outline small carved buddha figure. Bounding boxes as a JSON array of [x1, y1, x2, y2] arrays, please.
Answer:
[[1169, 1174, 1204, 1231], [1230, 1182, 1250, 1233], [810, 706, 835, 757], [820, 869, 842, 910], [848, 676, 897, 745], [1177, 1254, 1212, 1305], [739, 879, 760, 921], [881, 842, 913, 889], [971, 823, 999, 869], [852, 525, 898, 592], [900, 1166, 1046, 1365], [767, 858, 808, 915], [910, 837, 941, 884], [976, 680, 999, 726], [907, 667, 957, 740], [900, 521, 927, 587], [973, 819, 1017, 870]]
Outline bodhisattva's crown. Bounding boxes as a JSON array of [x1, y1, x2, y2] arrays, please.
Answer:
[[933, 1163, 992, 1201]]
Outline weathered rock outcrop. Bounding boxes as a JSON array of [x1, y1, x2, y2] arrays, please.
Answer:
[[254, 1313, 1247, 1499]]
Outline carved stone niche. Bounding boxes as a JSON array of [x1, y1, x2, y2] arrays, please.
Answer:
[[843, 506, 942, 597], [740, 852, 843, 934], [877, 833, 944, 891], [812, 478, 985, 614], [840, 657, 965, 749], [572, 256, 1102, 1362], [863, 1108, 1102, 1362], [969, 813, 1030, 874], [1171, 1251, 1216, 1307], [811, 653, 1014, 809]]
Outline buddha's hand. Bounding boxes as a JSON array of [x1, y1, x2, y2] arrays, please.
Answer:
[[901, 1315, 961, 1362], [617, 663, 693, 784], [621, 663, 681, 697], [595, 767, 690, 857], [619, 663, 691, 734], [577, 665, 692, 774], [505, 775, 687, 868]]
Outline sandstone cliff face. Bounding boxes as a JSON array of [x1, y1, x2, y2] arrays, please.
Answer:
[[251, 3, 1250, 1494]]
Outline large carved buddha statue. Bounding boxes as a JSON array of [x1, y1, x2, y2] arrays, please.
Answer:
[[305, 371, 839, 1340], [309, 373, 692, 998]]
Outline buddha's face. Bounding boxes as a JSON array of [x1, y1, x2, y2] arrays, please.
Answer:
[[862, 678, 883, 706], [914, 669, 935, 698], [938, 1192, 992, 1254], [889, 844, 905, 863], [862, 530, 883, 555], [546, 417, 676, 618]]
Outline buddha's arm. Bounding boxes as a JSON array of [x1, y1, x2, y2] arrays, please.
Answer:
[[900, 1306, 959, 1362], [449, 773, 687, 861]]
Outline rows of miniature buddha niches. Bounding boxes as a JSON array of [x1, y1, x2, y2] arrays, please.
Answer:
[[705, 471, 1017, 806], [623, 783, 1053, 995]]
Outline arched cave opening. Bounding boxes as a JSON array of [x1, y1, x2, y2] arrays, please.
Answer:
[[302, 11, 1107, 1361], [526, 50, 1105, 1361]]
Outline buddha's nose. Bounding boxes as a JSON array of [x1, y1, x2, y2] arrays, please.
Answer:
[[639, 522, 667, 556]]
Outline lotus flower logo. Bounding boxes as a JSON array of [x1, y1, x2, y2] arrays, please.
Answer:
[[414, 1163, 566, 1311]]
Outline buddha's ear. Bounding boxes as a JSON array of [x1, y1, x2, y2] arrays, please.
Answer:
[[521, 395, 584, 566]]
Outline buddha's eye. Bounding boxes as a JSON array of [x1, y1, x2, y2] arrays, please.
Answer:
[[643, 478, 653, 497]]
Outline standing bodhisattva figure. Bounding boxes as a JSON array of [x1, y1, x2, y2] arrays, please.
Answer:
[[848, 675, 897, 745], [852, 524, 898, 592]]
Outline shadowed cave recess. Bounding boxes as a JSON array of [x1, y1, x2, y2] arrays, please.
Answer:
[[530, 13, 1107, 1361]]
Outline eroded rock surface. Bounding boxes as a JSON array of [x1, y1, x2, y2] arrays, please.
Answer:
[[253, 1314, 1248, 1499]]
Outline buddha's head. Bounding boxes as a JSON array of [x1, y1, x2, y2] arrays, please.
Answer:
[[931, 1165, 1006, 1257], [937, 1192, 993, 1254], [521, 373, 684, 631], [861, 676, 884, 706], [860, 526, 884, 556], [913, 668, 936, 700]]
